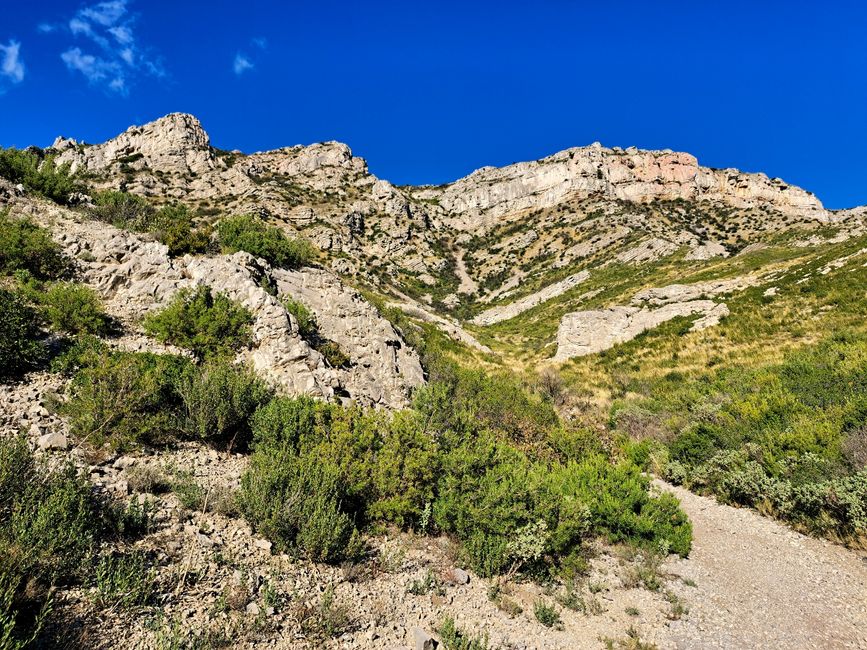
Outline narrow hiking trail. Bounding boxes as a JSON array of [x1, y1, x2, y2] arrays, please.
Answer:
[[657, 481, 867, 649]]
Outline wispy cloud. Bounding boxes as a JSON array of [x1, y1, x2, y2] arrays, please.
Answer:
[[233, 36, 267, 76], [41, 0, 163, 95], [233, 53, 254, 75], [0, 40, 25, 91]]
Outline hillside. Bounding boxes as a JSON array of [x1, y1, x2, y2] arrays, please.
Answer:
[[0, 113, 865, 649]]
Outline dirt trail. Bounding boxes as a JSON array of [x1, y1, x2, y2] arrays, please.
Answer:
[[657, 481, 867, 649]]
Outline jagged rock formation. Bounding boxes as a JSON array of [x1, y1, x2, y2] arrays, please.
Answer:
[[43, 209, 422, 407], [415, 143, 829, 231], [554, 301, 730, 360], [274, 268, 425, 407], [33, 112, 866, 361]]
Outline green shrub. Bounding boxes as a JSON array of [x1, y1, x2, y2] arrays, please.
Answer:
[[62, 351, 190, 448], [0, 147, 81, 204], [533, 600, 562, 628], [89, 190, 156, 231], [93, 551, 156, 609], [143, 286, 253, 360], [39, 282, 111, 335], [0, 288, 44, 378], [152, 203, 213, 256], [436, 617, 490, 650], [0, 436, 132, 644], [177, 359, 272, 450], [283, 297, 316, 337], [240, 448, 357, 563], [217, 214, 315, 269], [0, 211, 69, 280]]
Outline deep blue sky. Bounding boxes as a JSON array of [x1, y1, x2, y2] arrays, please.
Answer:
[[1, 1, 865, 208]]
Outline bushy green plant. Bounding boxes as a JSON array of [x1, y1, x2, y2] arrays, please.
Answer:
[[0, 211, 69, 280], [62, 350, 190, 448], [89, 190, 156, 231], [533, 600, 562, 628], [0, 288, 44, 379], [0, 147, 81, 204], [217, 214, 314, 269], [436, 617, 490, 650], [39, 282, 111, 335], [0, 436, 126, 645], [152, 203, 213, 256], [142, 286, 253, 360], [177, 360, 272, 450], [642, 332, 867, 540]]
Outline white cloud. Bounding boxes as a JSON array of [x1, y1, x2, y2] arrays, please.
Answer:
[[252, 36, 268, 50], [0, 40, 25, 85], [44, 0, 164, 94], [233, 53, 253, 75]]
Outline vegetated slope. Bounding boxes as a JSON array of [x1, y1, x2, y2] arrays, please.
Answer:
[[1, 114, 865, 649]]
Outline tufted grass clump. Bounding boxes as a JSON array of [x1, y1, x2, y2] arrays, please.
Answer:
[[217, 214, 315, 269], [143, 285, 253, 360]]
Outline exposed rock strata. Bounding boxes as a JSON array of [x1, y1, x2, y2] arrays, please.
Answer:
[[554, 301, 729, 360], [471, 271, 590, 326]]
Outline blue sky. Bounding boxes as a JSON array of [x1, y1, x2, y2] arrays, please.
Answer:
[[1, 1, 865, 209]]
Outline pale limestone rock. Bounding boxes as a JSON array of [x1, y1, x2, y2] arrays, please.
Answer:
[[274, 268, 424, 409], [615, 238, 679, 264], [631, 276, 759, 306], [686, 241, 729, 261], [554, 300, 729, 360], [472, 271, 590, 326], [427, 144, 829, 231]]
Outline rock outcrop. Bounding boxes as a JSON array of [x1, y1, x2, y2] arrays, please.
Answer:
[[420, 143, 829, 231], [471, 271, 590, 326], [554, 301, 729, 360], [48, 213, 422, 407], [274, 268, 425, 408]]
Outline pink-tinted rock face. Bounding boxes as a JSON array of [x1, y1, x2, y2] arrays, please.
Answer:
[[432, 143, 827, 230]]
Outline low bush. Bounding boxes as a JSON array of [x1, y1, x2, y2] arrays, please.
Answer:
[[152, 203, 214, 256], [143, 286, 253, 360], [625, 332, 867, 541], [89, 193, 212, 256], [240, 393, 691, 572], [89, 190, 156, 231], [0, 211, 70, 280], [62, 350, 190, 448], [177, 360, 272, 450], [436, 617, 490, 650], [39, 282, 111, 335], [0, 436, 130, 644], [0, 288, 44, 378], [0, 147, 81, 204], [217, 214, 315, 269]]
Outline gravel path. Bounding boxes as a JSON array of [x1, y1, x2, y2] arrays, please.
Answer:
[[658, 481, 867, 649]]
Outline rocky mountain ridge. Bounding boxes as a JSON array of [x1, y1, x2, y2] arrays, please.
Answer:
[[43, 113, 866, 366]]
